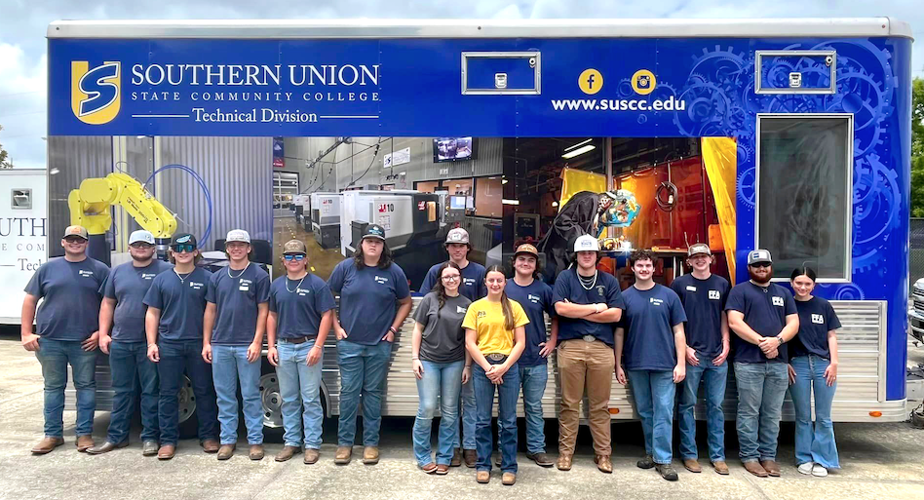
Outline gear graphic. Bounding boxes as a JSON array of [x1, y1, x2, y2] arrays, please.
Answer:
[[833, 284, 865, 300], [851, 153, 900, 272], [736, 167, 756, 209]]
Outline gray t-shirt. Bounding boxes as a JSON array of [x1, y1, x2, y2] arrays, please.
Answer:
[[413, 292, 471, 363]]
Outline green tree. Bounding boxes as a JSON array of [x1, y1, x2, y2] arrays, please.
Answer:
[[0, 125, 11, 169], [911, 78, 924, 217]]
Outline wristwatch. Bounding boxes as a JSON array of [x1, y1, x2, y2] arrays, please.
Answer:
[[776, 336, 784, 345]]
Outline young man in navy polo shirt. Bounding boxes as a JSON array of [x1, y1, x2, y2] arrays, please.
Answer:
[[670, 243, 731, 475], [553, 235, 624, 473], [615, 249, 687, 481], [725, 249, 799, 478]]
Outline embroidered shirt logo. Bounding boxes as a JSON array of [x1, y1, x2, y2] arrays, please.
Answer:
[[456, 306, 467, 314], [477, 310, 486, 319], [811, 314, 825, 324], [686, 285, 697, 292], [528, 293, 540, 303], [649, 297, 664, 306], [78, 270, 94, 277], [374, 276, 389, 285], [708, 290, 720, 300], [772, 296, 784, 307]]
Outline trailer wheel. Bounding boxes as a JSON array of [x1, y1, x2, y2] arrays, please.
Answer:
[[177, 375, 199, 439], [260, 369, 285, 430]]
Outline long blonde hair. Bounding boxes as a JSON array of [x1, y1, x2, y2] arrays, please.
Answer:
[[485, 265, 515, 331]]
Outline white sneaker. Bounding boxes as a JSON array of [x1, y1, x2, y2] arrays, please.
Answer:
[[797, 462, 814, 475], [812, 464, 828, 477]]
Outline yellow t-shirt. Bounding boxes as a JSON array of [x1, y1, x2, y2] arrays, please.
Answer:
[[462, 297, 529, 355]]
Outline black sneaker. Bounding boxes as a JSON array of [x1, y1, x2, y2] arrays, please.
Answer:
[[656, 463, 679, 481], [526, 452, 554, 467], [637, 455, 655, 469]]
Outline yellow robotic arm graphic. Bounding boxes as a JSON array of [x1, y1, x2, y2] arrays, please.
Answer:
[[68, 172, 178, 238]]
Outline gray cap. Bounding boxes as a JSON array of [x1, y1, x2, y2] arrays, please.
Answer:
[[226, 229, 251, 244], [129, 230, 155, 245], [747, 249, 772, 266], [687, 243, 711, 257], [445, 228, 470, 245]]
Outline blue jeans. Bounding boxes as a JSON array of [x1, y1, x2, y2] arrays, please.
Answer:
[[158, 339, 218, 445], [627, 370, 676, 464], [276, 339, 324, 449], [790, 355, 839, 468], [413, 359, 464, 466], [678, 362, 728, 462], [734, 362, 789, 462], [108, 340, 159, 443], [35, 338, 97, 437], [520, 363, 549, 454], [337, 339, 392, 446], [212, 344, 264, 445], [454, 378, 477, 449], [473, 359, 520, 473]]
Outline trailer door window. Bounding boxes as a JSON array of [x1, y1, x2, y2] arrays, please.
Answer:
[[757, 115, 852, 281]]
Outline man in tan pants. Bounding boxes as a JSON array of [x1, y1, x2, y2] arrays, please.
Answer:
[[552, 235, 625, 473]]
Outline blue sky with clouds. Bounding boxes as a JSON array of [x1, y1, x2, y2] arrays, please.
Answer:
[[0, 0, 920, 169]]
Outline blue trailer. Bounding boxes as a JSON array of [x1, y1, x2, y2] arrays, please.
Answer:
[[50, 18, 913, 424]]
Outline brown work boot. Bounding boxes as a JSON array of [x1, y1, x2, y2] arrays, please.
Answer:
[[217, 444, 235, 460], [450, 448, 462, 467], [744, 461, 769, 477], [362, 446, 379, 465], [201, 439, 220, 453], [502, 472, 516, 485], [683, 458, 702, 473], [249, 444, 265, 460], [275, 445, 300, 462], [476, 470, 490, 483], [594, 455, 613, 473], [420, 462, 437, 474], [87, 440, 129, 455], [157, 444, 176, 460], [526, 452, 554, 467], [334, 446, 352, 464], [304, 448, 320, 464], [463, 449, 477, 468], [760, 460, 781, 477], [76, 435, 94, 452], [31, 436, 64, 455], [436, 464, 449, 475], [712, 461, 730, 475], [556, 453, 573, 471]]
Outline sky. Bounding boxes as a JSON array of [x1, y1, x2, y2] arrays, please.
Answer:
[[0, 0, 921, 169]]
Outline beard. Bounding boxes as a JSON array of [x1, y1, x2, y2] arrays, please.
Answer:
[[748, 267, 772, 284], [131, 253, 153, 262]]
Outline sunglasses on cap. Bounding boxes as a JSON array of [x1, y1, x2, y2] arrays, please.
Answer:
[[749, 262, 771, 269], [171, 243, 196, 253], [283, 253, 306, 261]]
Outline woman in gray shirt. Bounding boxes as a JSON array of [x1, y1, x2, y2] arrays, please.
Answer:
[[411, 262, 472, 474]]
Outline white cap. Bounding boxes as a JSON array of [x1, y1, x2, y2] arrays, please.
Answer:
[[445, 227, 470, 245], [226, 229, 251, 244], [747, 249, 772, 265], [128, 230, 155, 245], [573, 235, 600, 252]]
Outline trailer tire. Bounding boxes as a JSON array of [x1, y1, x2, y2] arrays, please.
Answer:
[[177, 375, 200, 439], [260, 360, 285, 435]]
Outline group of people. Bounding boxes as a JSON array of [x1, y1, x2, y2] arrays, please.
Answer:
[[21, 224, 841, 485]]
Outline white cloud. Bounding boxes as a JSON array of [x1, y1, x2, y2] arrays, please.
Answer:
[[0, 43, 47, 169]]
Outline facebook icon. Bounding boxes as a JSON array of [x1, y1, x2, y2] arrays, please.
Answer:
[[579, 69, 603, 95]]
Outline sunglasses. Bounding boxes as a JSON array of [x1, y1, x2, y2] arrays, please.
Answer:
[[64, 236, 87, 243], [749, 262, 771, 269], [130, 243, 153, 249], [283, 254, 306, 261], [171, 243, 196, 253]]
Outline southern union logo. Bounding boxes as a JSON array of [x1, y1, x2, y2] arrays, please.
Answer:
[[71, 61, 121, 124], [631, 69, 656, 96]]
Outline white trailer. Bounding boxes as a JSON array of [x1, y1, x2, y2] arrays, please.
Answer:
[[0, 169, 47, 325]]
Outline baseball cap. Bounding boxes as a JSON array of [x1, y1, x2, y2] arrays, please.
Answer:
[[573, 235, 600, 252], [63, 225, 89, 240], [283, 240, 307, 254], [226, 229, 251, 244], [171, 233, 198, 247], [514, 243, 539, 259], [445, 228, 470, 245], [129, 230, 155, 245], [362, 224, 386, 241], [747, 249, 773, 266], [687, 243, 712, 257]]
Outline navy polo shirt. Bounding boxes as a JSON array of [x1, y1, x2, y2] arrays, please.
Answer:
[[206, 264, 271, 345], [506, 278, 556, 366], [670, 273, 730, 360], [269, 273, 336, 340], [418, 260, 486, 301], [24, 257, 110, 341], [792, 297, 841, 359], [101, 260, 174, 342], [328, 259, 410, 345], [143, 267, 212, 341], [724, 281, 797, 363], [552, 268, 625, 346], [620, 284, 687, 371]]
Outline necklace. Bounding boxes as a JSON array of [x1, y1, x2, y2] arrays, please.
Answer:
[[578, 270, 598, 291], [175, 269, 193, 285], [227, 262, 250, 279], [286, 274, 307, 293]]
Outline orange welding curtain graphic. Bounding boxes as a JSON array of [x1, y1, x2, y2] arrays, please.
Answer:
[[701, 137, 738, 278]]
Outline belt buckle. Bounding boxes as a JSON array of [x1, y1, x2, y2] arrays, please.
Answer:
[[487, 353, 505, 361], [583, 335, 596, 343]]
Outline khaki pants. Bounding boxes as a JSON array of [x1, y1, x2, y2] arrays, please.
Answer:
[[557, 339, 615, 457]]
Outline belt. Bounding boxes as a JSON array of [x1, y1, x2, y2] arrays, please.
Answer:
[[485, 353, 508, 362], [582, 335, 597, 343], [280, 335, 316, 345]]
